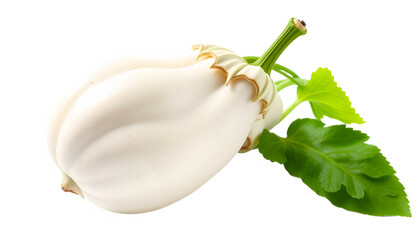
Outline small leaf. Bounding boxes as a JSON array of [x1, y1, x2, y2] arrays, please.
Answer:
[[257, 119, 410, 217], [297, 68, 364, 124]]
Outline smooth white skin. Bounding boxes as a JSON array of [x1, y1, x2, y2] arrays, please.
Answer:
[[48, 53, 198, 163], [48, 54, 262, 213]]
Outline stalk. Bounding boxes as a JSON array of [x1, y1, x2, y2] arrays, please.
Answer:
[[275, 79, 295, 91], [279, 98, 303, 122], [252, 18, 307, 75], [243, 56, 300, 79]]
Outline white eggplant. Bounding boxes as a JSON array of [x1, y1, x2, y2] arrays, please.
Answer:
[[48, 18, 307, 213], [48, 45, 282, 213]]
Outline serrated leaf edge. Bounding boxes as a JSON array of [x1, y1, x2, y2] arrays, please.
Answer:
[[299, 68, 365, 124]]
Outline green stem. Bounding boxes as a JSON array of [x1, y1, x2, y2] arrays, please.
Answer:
[[243, 56, 304, 86], [273, 67, 294, 81], [244, 56, 299, 78], [275, 78, 308, 91], [275, 79, 295, 91], [279, 98, 303, 123], [273, 63, 300, 79], [251, 18, 307, 75]]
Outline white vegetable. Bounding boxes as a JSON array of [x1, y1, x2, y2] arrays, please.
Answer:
[[48, 45, 282, 213]]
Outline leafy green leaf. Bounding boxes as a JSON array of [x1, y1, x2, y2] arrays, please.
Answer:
[[257, 119, 411, 217], [297, 68, 364, 124], [258, 130, 287, 164]]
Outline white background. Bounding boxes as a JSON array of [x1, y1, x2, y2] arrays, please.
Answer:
[[1, 0, 419, 239]]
